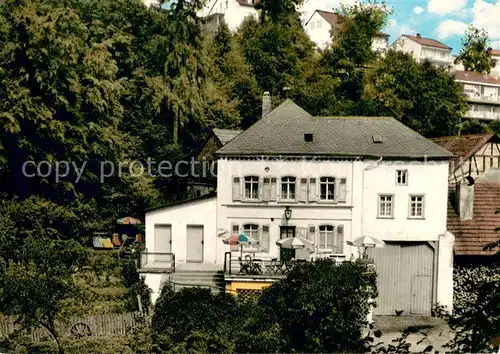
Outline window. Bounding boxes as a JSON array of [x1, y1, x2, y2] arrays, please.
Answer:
[[319, 177, 335, 201], [409, 195, 425, 218], [311, 21, 315, 29], [378, 195, 394, 218], [318, 225, 335, 251], [244, 176, 259, 200], [316, 20, 322, 28], [243, 224, 259, 249], [281, 176, 296, 200], [396, 170, 408, 186]]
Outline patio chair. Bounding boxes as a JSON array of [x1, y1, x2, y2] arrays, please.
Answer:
[[238, 257, 250, 274]]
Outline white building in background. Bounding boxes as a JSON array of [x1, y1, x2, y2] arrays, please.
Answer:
[[304, 9, 389, 51], [139, 99, 454, 316], [455, 70, 500, 122], [391, 34, 453, 70], [203, 0, 259, 31]]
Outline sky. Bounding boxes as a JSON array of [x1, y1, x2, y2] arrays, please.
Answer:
[[299, 0, 500, 54]]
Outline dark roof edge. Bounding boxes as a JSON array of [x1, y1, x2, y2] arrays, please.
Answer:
[[145, 192, 217, 213], [214, 153, 452, 160]]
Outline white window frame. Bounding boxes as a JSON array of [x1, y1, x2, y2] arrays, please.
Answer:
[[378, 194, 394, 218], [408, 195, 425, 219], [280, 176, 296, 201], [243, 223, 260, 250], [396, 170, 408, 186], [318, 225, 335, 252], [243, 175, 259, 201], [319, 176, 336, 202]]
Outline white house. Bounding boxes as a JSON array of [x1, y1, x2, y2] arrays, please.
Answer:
[[140, 99, 455, 316], [203, 0, 259, 32], [391, 34, 453, 70], [454, 70, 500, 122], [304, 9, 389, 51]]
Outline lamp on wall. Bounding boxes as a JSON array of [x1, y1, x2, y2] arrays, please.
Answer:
[[284, 206, 292, 220]]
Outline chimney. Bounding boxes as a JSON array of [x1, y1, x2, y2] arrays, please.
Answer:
[[457, 182, 474, 220], [262, 91, 272, 118], [416, 33, 421, 38]]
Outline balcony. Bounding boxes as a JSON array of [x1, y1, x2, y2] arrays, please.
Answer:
[[464, 110, 500, 121], [137, 251, 175, 273], [464, 93, 500, 104]]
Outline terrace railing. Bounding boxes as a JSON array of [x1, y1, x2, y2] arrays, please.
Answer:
[[139, 250, 175, 273]]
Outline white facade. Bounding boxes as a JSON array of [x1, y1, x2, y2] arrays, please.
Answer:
[[142, 155, 453, 310], [305, 11, 333, 50], [204, 0, 258, 32], [305, 10, 388, 52], [391, 36, 452, 69]]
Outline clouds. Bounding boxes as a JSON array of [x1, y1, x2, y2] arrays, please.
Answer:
[[427, 0, 467, 15], [436, 20, 468, 39], [471, 0, 500, 38], [413, 6, 424, 15]]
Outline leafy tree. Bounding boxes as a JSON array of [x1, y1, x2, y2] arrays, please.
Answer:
[[0, 237, 88, 353], [255, 0, 304, 23], [455, 25, 496, 74], [237, 11, 315, 101], [363, 50, 466, 137]]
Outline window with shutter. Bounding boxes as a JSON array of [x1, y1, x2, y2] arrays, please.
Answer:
[[261, 225, 270, 252], [243, 224, 259, 251], [281, 176, 296, 201], [336, 225, 344, 254], [318, 225, 335, 251], [270, 177, 277, 202], [262, 178, 271, 201], [230, 223, 239, 251], [307, 225, 316, 244], [299, 178, 308, 202], [339, 178, 347, 202], [232, 177, 241, 202], [308, 178, 317, 202]]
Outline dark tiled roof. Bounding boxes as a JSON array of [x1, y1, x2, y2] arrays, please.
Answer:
[[235, 0, 257, 7], [402, 35, 451, 50], [454, 70, 500, 86], [145, 192, 216, 213], [448, 183, 500, 256], [307, 10, 388, 37], [216, 99, 453, 159], [432, 133, 494, 172], [212, 128, 242, 145], [489, 49, 500, 56]]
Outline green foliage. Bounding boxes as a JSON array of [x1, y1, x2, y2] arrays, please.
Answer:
[[0, 237, 89, 353], [444, 262, 500, 352], [455, 25, 497, 74], [363, 50, 466, 137], [255, 0, 304, 23], [152, 260, 376, 353]]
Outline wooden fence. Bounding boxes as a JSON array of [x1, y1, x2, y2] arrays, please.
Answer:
[[0, 312, 151, 342]]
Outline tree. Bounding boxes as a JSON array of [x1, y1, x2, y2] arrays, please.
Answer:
[[455, 25, 496, 74], [363, 50, 466, 137], [0, 237, 88, 353], [255, 0, 304, 23]]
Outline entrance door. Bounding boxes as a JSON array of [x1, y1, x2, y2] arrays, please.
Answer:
[[186, 225, 204, 262], [154, 225, 172, 267], [154, 224, 172, 253], [279, 226, 296, 261]]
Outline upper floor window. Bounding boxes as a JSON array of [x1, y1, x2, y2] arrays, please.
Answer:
[[409, 195, 425, 218], [378, 194, 394, 218], [396, 170, 408, 186], [319, 177, 335, 201], [244, 176, 259, 200], [316, 20, 322, 28], [281, 176, 296, 200], [311, 21, 316, 30]]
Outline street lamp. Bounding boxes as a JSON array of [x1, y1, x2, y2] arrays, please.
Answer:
[[284, 206, 292, 220]]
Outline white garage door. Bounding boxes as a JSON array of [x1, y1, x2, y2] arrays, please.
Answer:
[[368, 242, 434, 316]]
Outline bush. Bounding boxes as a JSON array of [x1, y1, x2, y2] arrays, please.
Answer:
[[258, 259, 377, 353], [447, 262, 500, 352]]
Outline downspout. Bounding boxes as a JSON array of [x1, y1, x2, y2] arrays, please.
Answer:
[[360, 157, 383, 251]]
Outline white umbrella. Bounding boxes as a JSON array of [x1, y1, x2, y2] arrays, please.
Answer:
[[347, 236, 385, 259], [347, 236, 385, 248], [276, 236, 314, 249]]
